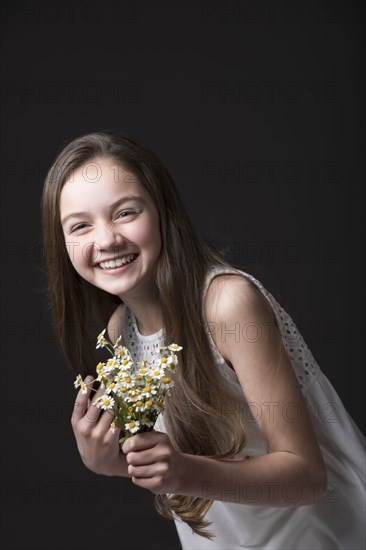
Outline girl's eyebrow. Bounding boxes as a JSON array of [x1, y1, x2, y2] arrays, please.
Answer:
[[61, 195, 144, 226]]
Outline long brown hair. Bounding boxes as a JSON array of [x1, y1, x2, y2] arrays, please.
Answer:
[[41, 130, 248, 538]]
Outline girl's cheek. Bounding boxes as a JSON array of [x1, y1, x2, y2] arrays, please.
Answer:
[[63, 240, 74, 262], [81, 241, 94, 261], [64, 239, 80, 264]]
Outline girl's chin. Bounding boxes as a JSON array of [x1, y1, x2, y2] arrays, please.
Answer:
[[93, 266, 141, 296]]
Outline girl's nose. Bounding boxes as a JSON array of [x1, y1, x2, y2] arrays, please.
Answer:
[[93, 223, 126, 257]]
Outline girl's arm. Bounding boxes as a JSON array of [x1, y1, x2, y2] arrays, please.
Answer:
[[172, 274, 327, 507], [120, 275, 327, 506]]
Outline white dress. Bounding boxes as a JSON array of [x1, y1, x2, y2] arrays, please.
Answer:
[[120, 265, 366, 550]]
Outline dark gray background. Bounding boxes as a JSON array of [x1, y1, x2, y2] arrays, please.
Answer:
[[1, 1, 365, 549]]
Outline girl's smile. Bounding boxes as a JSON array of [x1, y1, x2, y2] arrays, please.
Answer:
[[97, 252, 139, 270], [60, 157, 161, 302]]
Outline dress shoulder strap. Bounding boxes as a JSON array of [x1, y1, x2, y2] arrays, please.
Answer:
[[202, 264, 320, 392]]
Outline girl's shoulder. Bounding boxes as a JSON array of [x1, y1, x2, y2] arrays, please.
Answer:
[[107, 302, 125, 344], [203, 269, 269, 322]]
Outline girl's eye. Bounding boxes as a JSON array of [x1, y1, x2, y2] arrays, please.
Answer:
[[117, 210, 135, 219], [69, 210, 135, 232], [71, 223, 87, 233]]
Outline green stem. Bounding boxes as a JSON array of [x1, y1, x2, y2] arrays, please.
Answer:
[[105, 343, 115, 356]]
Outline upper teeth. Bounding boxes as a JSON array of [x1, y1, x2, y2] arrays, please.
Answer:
[[99, 254, 137, 270]]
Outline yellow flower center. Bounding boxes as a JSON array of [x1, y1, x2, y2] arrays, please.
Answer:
[[135, 401, 143, 407], [143, 386, 151, 393], [129, 422, 136, 429], [125, 377, 131, 383], [145, 400, 153, 408], [162, 377, 171, 384], [122, 359, 130, 366], [160, 357, 168, 363]]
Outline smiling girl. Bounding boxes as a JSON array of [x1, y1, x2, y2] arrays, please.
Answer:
[[41, 130, 365, 549]]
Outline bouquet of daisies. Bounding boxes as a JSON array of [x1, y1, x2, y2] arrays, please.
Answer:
[[74, 329, 182, 445]]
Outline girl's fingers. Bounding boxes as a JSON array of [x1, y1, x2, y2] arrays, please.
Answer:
[[128, 464, 155, 479], [101, 413, 120, 440], [72, 376, 94, 422], [83, 382, 105, 423], [122, 431, 160, 454], [126, 449, 156, 466], [97, 408, 115, 428], [91, 410, 119, 442]]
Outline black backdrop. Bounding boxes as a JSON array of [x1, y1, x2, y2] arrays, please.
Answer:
[[1, 1, 365, 549]]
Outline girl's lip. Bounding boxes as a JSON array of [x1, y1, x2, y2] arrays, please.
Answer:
[[96, 254, 139, 273], [95, 252, 139, 265]]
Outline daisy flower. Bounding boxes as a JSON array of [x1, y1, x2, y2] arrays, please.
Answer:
[[74, 375, 89, 394], [150, 366, 165, 379], [106, 382, 117, 394], [153, 400, 164, 412], [105, 357, 119, 370], [116, 385, 128, 397], [74, 374, 83, 389], [125, 421, 140, 434], [167, 353, 179, 367], [157, 356, 169, 367], [133, 374, 145, 386], [80, 381, 88, 394], [115, 345, 132, 359], [113, 335, 122, 348], [126, 389, 142, 402], [114, 373, 124, 384], [140, 416, 155, 428], [160, 376, 174, 390], [96, 328, 108, 349], [140, 385, 157, 399], [119, 357, 134, 371], [95, 394, 115, 410], [120, 375, 134, 389], [168, 343, 183, 352], [133, 400, 145, 412]]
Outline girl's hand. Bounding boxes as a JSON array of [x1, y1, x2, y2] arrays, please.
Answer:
[[71, 375, 126, 476], [122, 430, 186, 494]]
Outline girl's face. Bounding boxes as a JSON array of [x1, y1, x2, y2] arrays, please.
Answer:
[[59, 158, 161, 301]]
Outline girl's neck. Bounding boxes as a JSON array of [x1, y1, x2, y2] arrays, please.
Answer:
[[122, 296, 163, 336]]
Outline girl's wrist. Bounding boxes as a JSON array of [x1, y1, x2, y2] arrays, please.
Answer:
[[176, 452, 211, 497]]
